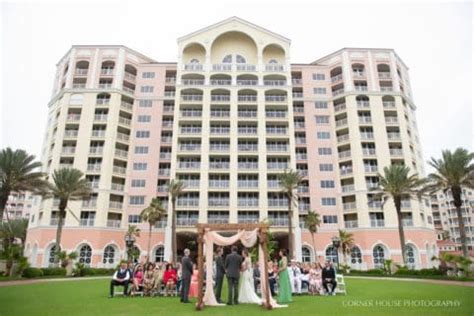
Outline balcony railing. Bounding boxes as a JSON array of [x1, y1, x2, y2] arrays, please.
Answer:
[[380, 86, 393, 92], [75, 69, 88, 76], [357, 100, 370, 108], [72, 83, 86, 89], [210, 127, 230, 134], [238, 162, 258, 169], [238, 181, 259, 188], [342, 185, 355, 193], [208, 217, 229, 224], [267, 145, 288, 152], [340, 167, 353, 175], [264, 80, 286, 86], [160, 153, 171, 159], [100, 69, 114, 75], [210, 162, 229, 169], [390, 149, 403, 156], [238, 95, 258, 102], [370, 219, 385, 227], [338, 150, 351, 159], [378, 72, 391, 79], [238, 217, 259, 224], [61, 147, 76, 154], [181, 95, 203, 102], [124, 72, 136, 81], [331, 74, 343, 83], [165, 77, 176, 84], [79, 218, 95, 227], [239, 110, 257, 118], [239, 127, 258, 135], [238, 200, 259, 207], [181, 110, 202, 117], [364, 165, 378, 173], [385, 117, 399, 124], [343, 202, 356, 211], [210, 79, 231, 86], [362, 148, 376, 156], [358, 117, 372, 124], [334, 104, 346, 112], [238, 144, 258, 152], [212, 64, 232, 71], [266, 111, 287, 118], [360, 132, 374, 140], [178, 162, 201, 169], [336, 118, 348, 127], [265, 64, 285, 72], [292, 78, 302, 85], [268, 200, 287, 207], [182, 79, 205, 85], [96, 99, 110, 105], [267, 163, 289, 170], [265, 95, 287, 102], [296, 154, 307, 160], [87, 164, 101, 172], [114, 149, 128, 158], [180, 127, 202, 134], [332, 89, 345, 96], [237, 80, 258, 86], [402, 219, 414, 227], [184, 63, 203, 71], [94, 114, 108, 121], [107, 220, 121, 228], [208, 199, 229, 207], [82, 199, 97, 208], [267, 181, 280, 188], [266, 127, 287, 135], [269, 218, 289, 226], [180, 180, 200, 188], [177, 218, 199, 226], [337, 134, 349, 143], [120, 102, 133, 111], [211, 95, 231, 102], [236, 64, 256, 71], [387, 133, 401, 140], [109, 201, 123, 209], [209, 180, 230, 188], [111, 183, 124, 191], [383, 101, 396, 108], [67, 114, 81, 121], [91, 130, 106, 138], [113, 166, 126, 174], [116, 133, 130, 142], [118, 117, 131, 126], [179, 144, 201, 151], [64, 130, 78, 138], [158, 169, 170, 176], [345, 220, 358, 228], [164, 91, 176, 97]]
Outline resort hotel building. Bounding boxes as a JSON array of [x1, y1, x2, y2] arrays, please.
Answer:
[[24, 17, 438, 270]]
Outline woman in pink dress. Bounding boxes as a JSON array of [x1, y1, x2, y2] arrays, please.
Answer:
[[308, 262, 323, 295], [188, 264, 199, 298], [131, 264, 144, 296]]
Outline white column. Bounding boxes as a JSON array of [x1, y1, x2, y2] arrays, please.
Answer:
[[294, 226, 302, 261], [389, 52, 401, 92], [367, 51, 377, 92], [164, 225, 172, 261], [65, 49, 76, 89], [88, 49, 99, 89], [341, 51, 353, 91], [114, 48, 126, 89]]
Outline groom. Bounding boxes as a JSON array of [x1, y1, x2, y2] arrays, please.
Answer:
[[224, 245, 243, 305], [214, 247, 225, 303]]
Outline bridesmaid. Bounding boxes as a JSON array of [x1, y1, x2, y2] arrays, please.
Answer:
[[277, 249, 292, 304]]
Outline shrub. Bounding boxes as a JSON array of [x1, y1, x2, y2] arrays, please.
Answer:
[[40, 267, 66, 276], [365, 269, 385, 275], [22, 268, 44, 278]]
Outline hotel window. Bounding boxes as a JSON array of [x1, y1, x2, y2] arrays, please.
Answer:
[[129, 196, 145, 205], [321, 180, 335, 188], [313, 87, 326, 94], [317, 132, 331, 139], [315, 101, 328, 109], [142, 72, 155, 79], [322, 197, 337, 206], [140, 86, 154, 93], [312, 73, 325, 80], [319, 163, 333, 171], [318, 147, 332, 155], [133, 162, 148, 171], [323, 215, 338, 224], [139, 100, 153, 107], [137, 115, 151, 123], [128, 214, 141, 223], [315, 116, 330, 124], [134, 146, 149, 154], [136, 130, 150, 138], [131, 179, 146, 187]]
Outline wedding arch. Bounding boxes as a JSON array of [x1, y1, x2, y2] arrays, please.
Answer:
[[195, 223, 280, 311]]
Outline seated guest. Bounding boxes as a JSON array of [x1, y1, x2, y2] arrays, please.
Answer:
[[109, 261, 131, 298], [299, 262, 310, 291], [143, 263, 156, 296], [253, 262, 261, 293], [153, 262, 165, 293], [188, 263, 199, 298], [267, 261, 277, 296], [131, 264, 144, 295], [163, 263, 177, 296], [308, 262, 323, 295], [322, 261, 337, 296], [288, 259, 302, 295]]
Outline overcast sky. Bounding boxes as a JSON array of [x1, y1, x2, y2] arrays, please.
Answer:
[[1, 1, 472, 172]]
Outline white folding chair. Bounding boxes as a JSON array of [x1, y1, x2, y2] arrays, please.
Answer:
[[335, 274, 347, 295]]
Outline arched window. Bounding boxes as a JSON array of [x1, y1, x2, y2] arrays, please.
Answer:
[[190, 58, 200, 64], [103, 245, 116, 266], [325, 246, 338, 263], [69, 94, 84, 105], [154, 246, 164, 263], [47, 245, 57, 266], [222, 55, 233, 63], [373, 245, 386, 269], [350, 246, 362, 265], [236, 54, 246, 64], [301, 246, 311, 262], [268, 59, 278, 64], [405, 245, 416, 269], [78, 244, 93, 266]]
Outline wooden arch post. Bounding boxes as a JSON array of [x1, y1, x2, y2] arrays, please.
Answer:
[[194, 223, 272, 311]]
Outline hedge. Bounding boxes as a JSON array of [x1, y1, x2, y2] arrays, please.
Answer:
[[40, 268, 67, 276], [22, 268, 44, 278]]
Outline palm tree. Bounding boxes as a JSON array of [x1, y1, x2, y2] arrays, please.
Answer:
[[167, 179, 185, 264], [278, 169, 303, 259], [376, 165, 426, 265], [0, 148, 45, 220], [425, 148, 474, 257], [338, 229, 355, 263], [125, 225, 141, 261], [304, 210, 321, 262], [43, 168, 91, 262], [140, 198, 166, 262]]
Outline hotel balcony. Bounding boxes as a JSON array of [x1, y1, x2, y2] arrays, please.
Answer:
[[370, 219, 385, 227], [210, 79, 232, 86], [113, 166, 126, 175], [389, 149, 404, 156], [341, 184, 355, 194], [265, 64, 285, 72], [177, 218, 199, 226], [265, 95, 287, 102], [383, 101, 396, 108], [378, 72, 392, 79], [334, 103, 346, 112], [91, 130, 106, 138], [264, 80, 286, 86], [182, 79, 205, 86], [211, 95, 230, 102], [239, 110, 257, 118], [208, 199, 230, 207], [343, 202, 357, 212], [269, 218, 289, 227], [181, 94, 203, 102], [79, 218, 95, 227], [331, 74, 343, 84], [107, 220, 121, 228], [109, 201, 123, 209], [184, 64, 204, 71], [357, 100, 370, 109], [336, 118, 348, 127], [114, 149, 128, 158], [86, 164, 101, 172], [237, 80, 258, 86], [178, 162, 201, 169], [385, 117, 399, 124], [345, 220, 358, 228], [210, 162, 229, 170], [338, 150, 351, 159]]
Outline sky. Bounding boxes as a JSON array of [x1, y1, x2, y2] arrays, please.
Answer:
[[1, 0, 473, 172]]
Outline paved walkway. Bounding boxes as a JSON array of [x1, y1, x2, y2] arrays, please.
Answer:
[[346, 275, 474, 287], [0, 276, 109, 287]]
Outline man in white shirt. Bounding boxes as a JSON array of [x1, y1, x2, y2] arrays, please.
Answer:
[[109, 261, 131, 297], [288, 259, 302, 295]]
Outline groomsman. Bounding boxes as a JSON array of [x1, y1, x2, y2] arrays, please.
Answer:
[[214, 247, 225, 303]]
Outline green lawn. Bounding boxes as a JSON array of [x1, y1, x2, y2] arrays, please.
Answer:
[[0, 278, 472, 316]]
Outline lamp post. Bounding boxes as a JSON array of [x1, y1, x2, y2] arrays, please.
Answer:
[[125, 234, 136, 262], [331, 236, 341, 270]]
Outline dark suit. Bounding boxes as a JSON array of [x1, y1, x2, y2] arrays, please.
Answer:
[[214, 255, 225, 303], [224, 252, 243, 305], [322, 266, 337, 293], [253, 266, 260, 292], [181, 255, 193, 302]]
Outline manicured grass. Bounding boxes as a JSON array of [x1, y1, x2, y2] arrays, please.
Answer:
[[0, 278, 472, 316]]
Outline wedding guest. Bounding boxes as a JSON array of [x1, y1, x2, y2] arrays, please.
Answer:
[[308, 262, 322, 295], [277, 249, 292, 304], [288, 259, 302, 295], [163, 263, 177, 296], [300, 262, 310, 291], [322, 261, 337, 296], [109, 261, 131, 297], [181, 248, 193, 303], [188, 263, 199, 298], [267, 261, 277, 296], [153, 262, 165, 293], [143, 263, 156, 296], [131, 264, 144, 295]]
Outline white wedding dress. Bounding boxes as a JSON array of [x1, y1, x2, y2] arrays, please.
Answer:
[[238, 257, 262, 304]]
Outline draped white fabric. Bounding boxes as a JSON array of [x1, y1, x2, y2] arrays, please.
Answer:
[[202, 228, 286, 308]]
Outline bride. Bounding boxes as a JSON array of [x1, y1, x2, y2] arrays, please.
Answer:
[[238, 249, 262, 304]]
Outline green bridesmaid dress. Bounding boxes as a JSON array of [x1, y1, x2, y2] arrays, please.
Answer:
[[278, 257, 292, 303]]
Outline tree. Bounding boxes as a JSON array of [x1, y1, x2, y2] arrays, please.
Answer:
[[167, 180, 185, 264], [0, 148, 45, 220], [140, 198, 166, 263], [125, 225, 141, 261], [376, 165, 426, 265], [278, 169, 303, 259], [338, 229, 355, 263], [425, 148, 474, 257], [43, 168, 91, 263], [304, 211, 321, 262], [57, 251, 78, 268]]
